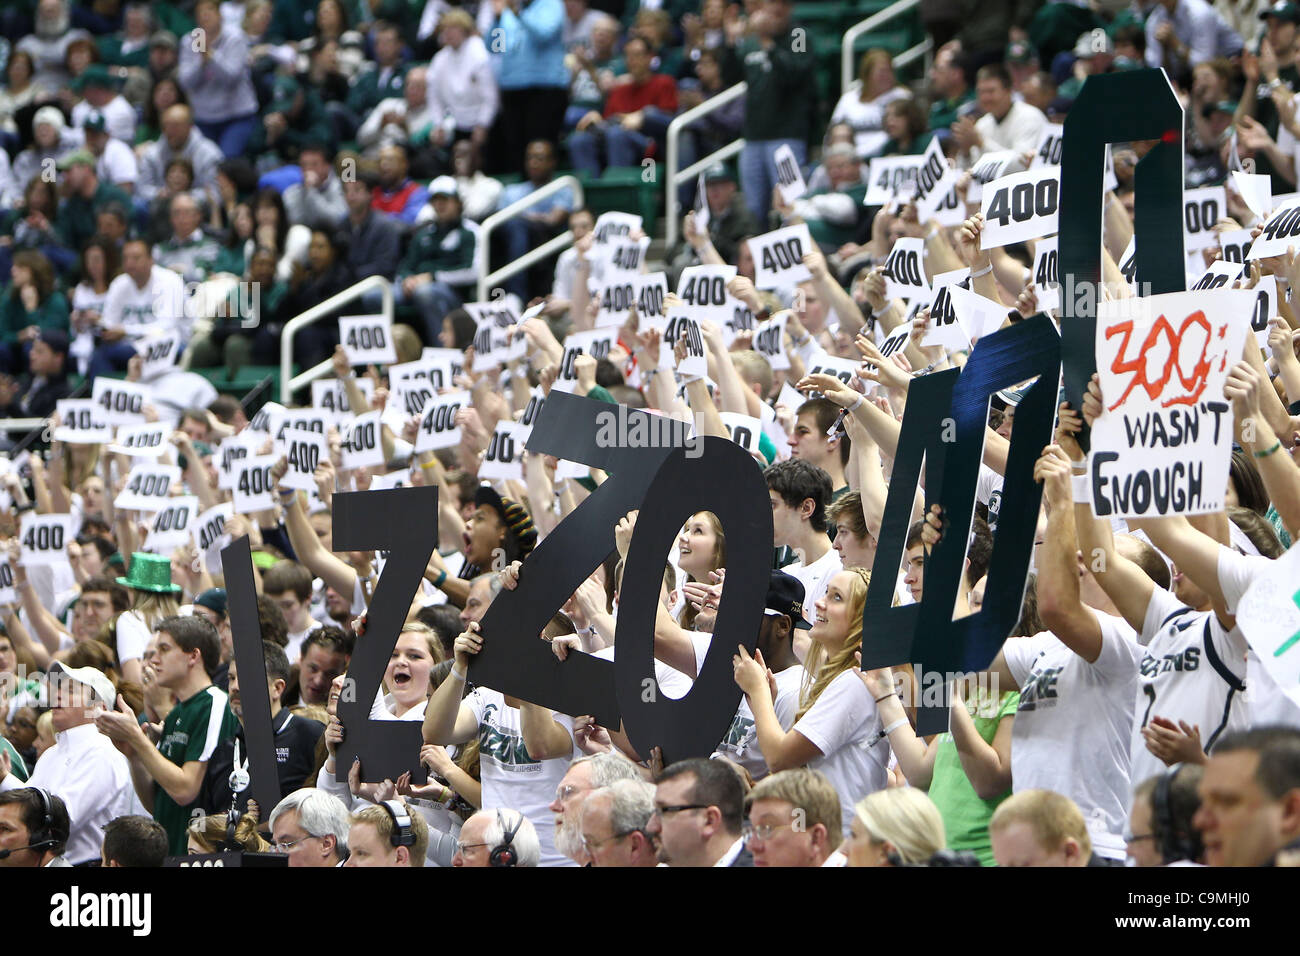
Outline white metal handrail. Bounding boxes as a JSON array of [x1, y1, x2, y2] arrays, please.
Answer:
[[476, 175, 584, 302], [281, 274, 393, 403], [0, 418, 45, 432], [842, 0, 931, 94], [664, 81, 747, 251]]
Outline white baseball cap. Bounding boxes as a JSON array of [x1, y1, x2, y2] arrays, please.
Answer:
[[48, 661, 117, 710]]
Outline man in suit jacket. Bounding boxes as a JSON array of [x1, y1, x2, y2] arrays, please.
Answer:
[[647, 757, 755, 866]]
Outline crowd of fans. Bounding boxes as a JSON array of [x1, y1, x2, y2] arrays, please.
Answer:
[[2, 0, 1300, 873]]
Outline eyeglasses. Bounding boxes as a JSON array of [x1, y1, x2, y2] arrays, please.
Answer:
[[582, 829, 642, 852], [651, 804, 709, 818], [554, 784, 587, 802], [455, 841, 489, 855], [742, 821, 794, 843], [271, 834, 318, 853]]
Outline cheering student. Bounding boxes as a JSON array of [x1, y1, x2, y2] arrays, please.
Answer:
[[764, 458, 842, 649], [423, 486, 538, 609], [674, 510, 725, 628], [112, 553, 183, 687], [93, 615, 239, 856], [733, 567, 890, 835]]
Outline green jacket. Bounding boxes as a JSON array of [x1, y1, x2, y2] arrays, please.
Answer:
[[0, 290, 69, 344], [56, 181, 131, 254], [728, 31, 817, 143], [880, 132, 934, 157], [97, 34, 151, 69], [929, 90, 975, 131], [346, 62, 410, 119], [398, 218, 477, 289]]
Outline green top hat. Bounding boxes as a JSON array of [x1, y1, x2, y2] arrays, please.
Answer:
[[72, 63, 120, 91], [116, 552, 182, 594]]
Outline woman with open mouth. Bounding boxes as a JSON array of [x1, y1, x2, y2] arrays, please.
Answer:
[[676, 511, 725, 630], [733, 567, 891, 836]]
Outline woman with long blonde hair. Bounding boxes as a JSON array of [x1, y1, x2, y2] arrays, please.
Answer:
[[734, 567, 890, 834], [113, 553, 183, 687], [676, 510, 725, 630]]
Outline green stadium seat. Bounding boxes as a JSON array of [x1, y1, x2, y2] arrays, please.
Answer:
[[195, 365, 284, 399]]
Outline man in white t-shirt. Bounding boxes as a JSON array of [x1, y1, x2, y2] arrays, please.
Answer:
[[973, 448, 1161, 862], [263, 561, 323, 664], [89, 238, 188, 380], [766, 458, 842, 654], [82, 110, 138, 193]]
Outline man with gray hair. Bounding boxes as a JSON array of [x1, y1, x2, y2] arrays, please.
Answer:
[[452, 808, 541, 867], [581, 778, 659, 868], [269, 788, 351, 867], [548, 750, 643, 865], [775, 142, 867, 249]]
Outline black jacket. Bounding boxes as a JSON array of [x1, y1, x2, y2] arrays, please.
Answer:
[[1, 371, 71, 421]]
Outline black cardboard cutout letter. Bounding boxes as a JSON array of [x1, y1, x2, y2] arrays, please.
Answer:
[[332, 486, 438, 783]]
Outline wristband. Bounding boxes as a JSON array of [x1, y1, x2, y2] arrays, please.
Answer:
[[873, 692, 895, 704], [882, 718, 909, 736], [420, 458, 439, 470], [1069, 459, 1087, 473], [969, 263, 992, 279], [450, 666, 467, 683], [434, 569, 447, 588], [1253, 439, 1283, 459], [1071, 473, 1091, 503], [848, 394, 866, 414]]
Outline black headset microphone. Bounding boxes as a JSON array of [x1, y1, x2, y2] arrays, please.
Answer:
[[0, 788, 56, 860], [490, 809, 521, 868]]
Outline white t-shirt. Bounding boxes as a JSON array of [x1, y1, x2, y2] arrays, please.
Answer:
[[792, 668, 890, 835], [1001, 610, 1142, 860], [830, 86, 912, 159], [465, 687, 578, 867], [1216, 546, 1300, 726], [714, 664, 807, 781], [73, 95, 136, 143], [783, 546, 843, 625], [101, 265, 188, 342], [114, 609, 153, 664], [976, 463, 1004, 533], [95, 136, 139, 188], [592, 644, 695, 700], [1130, 585, 1248, 788], [284, 621, 324, 665]]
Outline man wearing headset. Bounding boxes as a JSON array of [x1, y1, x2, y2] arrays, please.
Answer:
[[344, 800, 431, 867], [0, 788, 72, 868], [451, 808, 541, 867]]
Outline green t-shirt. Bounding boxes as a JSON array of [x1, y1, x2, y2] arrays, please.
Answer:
[[153, 684, 239, 855], [0, 735, 28, 782], [927, 689, 1019, 867]]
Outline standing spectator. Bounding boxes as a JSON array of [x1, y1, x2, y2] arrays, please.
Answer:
[[424, 10, 498, 165], [359, 65, 437, 161], [446, 139, 504, 224], [729, 0, 817, 223], [54, 151, 130, 256], [0, 51, 37, 151], [137, 105, 225, 207], [951, 63, 1047, 165], [1145, 0, 1244, 81], [831, 50, 913, 161], [484, 0, 568, 175], [669, 162, 764, 281], [146, 30, 181, 84], [927, 43, 975, 133], [282, 144, 348, 232], [276, 229, 354, 367], [92, 615, 240, 857], [674, 47, 745, 209], [563, 13, 620, 138], [567, 35, 678, 178], [563, 0, 602, 48], [97, 2, 155, 70], [1236, 1, 1300, 191], [179, 0, 261, 158], [494, 140, 575, 302]]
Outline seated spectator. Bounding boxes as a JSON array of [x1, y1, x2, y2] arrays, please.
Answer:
[[268, 788, 351, 867], [153, 194, 222, 285], [745, 768, 845, 867], [337, 173, 402, 283], [668, 164, 757, 281], [276, 229, 354, 368], [145, 30, 181, 86], [245, 72, 334, 174], [0, 250, 68, 375], [55, 151, 130, 255], [371, 144, 429, 226], [990, 789, 1093, 867], [674, 47, 745, 210], [624, 7, 685, 78], [11, 107, 74, 207], [1058, 28, 1116, 101], [68, 238, 119, 376], [774, 144, 869, 250], [146, 158, 210, 245], [563, 12, 620, 137], [832, 49, 913, 160], [440, 139, 503, 225], [363, 177, 475, 346], [494, 140, 576, 301], [96, 2, 154, 71], [17, 0, 92, 96], [647, 757, 752, 867], [253, 187, 311, 283], [0, 178, 74, 275], [0, 788, 71, 867], [343, 802, 430, 868], [89, 238, 187, 378], [1195, 727, 1300, 866], [211, 201, 255, 276], [0, 50, 38, 151], [579, 778, 659, 868], [567, 35, 678, 179], [340, 20, 408, 142], [952, 63, 1047, 166], [451, 808, 541, 868], [359, 65, 436, 164], [134, 74, 188, 147], [137, 104, 224, 208], [927, 43, 974, 134], [100, 815, 168, 867], [283, 144, 348, 232], [83, 110, 139, 194], [880, 98, 933, 157], [178, 0, 261, 158], [1127, 766, 1205, 866], [186, 811, 269, 853], [70, 62, 135, 144], [0, 327, 71, 418], [845, 787, 947, 867], [1020, 71, 1057, 116]]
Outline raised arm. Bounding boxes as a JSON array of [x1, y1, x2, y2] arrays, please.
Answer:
[[422, 625, 484, 746]]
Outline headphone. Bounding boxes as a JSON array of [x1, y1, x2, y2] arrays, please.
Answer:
[[489, 808, 521, 868], [30, 787, 54, 851], [219, 807, 243, 852], [1153, 764, 1199, 864], [380, 800, 415, 848]]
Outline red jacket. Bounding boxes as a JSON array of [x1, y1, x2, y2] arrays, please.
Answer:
[[604, 74, 678, 118]]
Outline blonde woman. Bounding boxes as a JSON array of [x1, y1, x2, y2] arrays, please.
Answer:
[[830, 49, 912, 160], [734, 567, 890, 835], [114, 553, 183, 686], [676, 510, 725, 629], [845, 787, 946, 866]]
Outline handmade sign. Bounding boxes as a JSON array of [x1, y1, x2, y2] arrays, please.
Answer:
[[312, 376, 374, 422], [91, 377, 149, 426], [414, 389, 469, 453], [53, 399, 111, 444], [20, 512, 73, 566], [865, 154, 925, 206], [882, 237, 929, 303], [279, 429, 330, 492], [922, 267, 971, 351], [1247, 196, 1300, 260], [0, 556, 13, 606], [665, 312, 707, 379], [751, 224, 814, 288], [217, 433, 258, 490], [964, 150, 1019, 204], [1031, 123, 1064, 168], [595, 272, 666, 328], [246, 401, 286, 436], [134, 329, 182, 381], [1250, 275, 1279, 349], [752, 312, 790, 370], [194, 502, 233, 566], [946, 284, 1009, 343], [773, 143, 807, 205], [145, 495, 199, 554], [979, 166, 1060, 248], [339, 314, 397, 366], [1182, 186, 1227, 252], [912, 135, 960, 221], [232, 455, 277, 512], [115, 463, 181, 512], [1233, 543, 1300, 712], [676, 265, 739, 329], [1032, 236, 1060, 311], [341, 411, 384, 470], [554, 329, 617, 394], [466, 300, 521, 368], [109, 422, 170, 458], [1089, 289, 1251, 518], [478, 420, 525, 481], [1230, 170, 1272, 221], [603, 236, 650, 278], [592, 211, 641, 245], [1218, 228, 1253, 265], [718, 412, 762, 455]]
